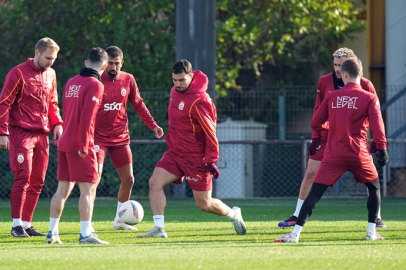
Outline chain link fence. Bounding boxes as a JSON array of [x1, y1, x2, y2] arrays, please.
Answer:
[[0, 86, 405, 199]]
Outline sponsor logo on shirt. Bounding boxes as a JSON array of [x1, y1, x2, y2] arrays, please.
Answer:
[[179, 101, 185, 110], [121, 88, 126, 96], [104, 102, 122, 111], [332, 96, 358, 109], [66, 85, 81, 98], [17, 153, 24, 163], [92, 96, 99, 104]]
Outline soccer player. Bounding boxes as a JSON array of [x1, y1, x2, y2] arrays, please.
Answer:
[[275, 58, 389, 243], [47, 47, 109, 245], [136, 59, 247, 238], [95, 46, 163, 231], [0, 37, 63, 238], [278, 47, 386, 228]]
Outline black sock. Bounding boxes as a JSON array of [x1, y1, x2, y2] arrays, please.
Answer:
[[296, 183, 329, 227], [365, 179, 380, 223]]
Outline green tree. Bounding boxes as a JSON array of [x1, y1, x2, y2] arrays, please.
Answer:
[[216, 0, 365, 95], [0, 0, 176, 91]]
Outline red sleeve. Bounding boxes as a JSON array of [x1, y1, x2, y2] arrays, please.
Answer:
[[311, 94, 329, 131], [311, 79, 324, 138], [128, 79, 158, 131], [368, 96, 387, 150], [79, 82, 103, 154], [0, 68, 22, 136], [194, 99, 219, 163], [48, 75, 63, 128]]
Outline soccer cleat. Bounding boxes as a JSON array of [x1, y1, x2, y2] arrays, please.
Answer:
[[376, 218, 387, 228], [113, 220, 138, 231], [274, 233, 300, 243], [25, 226, 46, 236], [46, 231, 62, 244], [278, 215, 298, 227], [79, 233, 109, 244], [231, 206, 247, 235], [366, 231, 385, 241], [136, 227, 168, 238], [11, 225, 30, 238]]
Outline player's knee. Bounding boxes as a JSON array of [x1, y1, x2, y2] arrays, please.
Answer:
[[365, 178, 380, 191], [148, 175, 163, 191], [195, 200, 210, 212], [121, 175, 134, 186]]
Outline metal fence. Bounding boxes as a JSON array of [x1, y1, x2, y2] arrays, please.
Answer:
[[0, 86, 405, 199]]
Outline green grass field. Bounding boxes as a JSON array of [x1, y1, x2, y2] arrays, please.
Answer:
[[0, 197, 405, 270]]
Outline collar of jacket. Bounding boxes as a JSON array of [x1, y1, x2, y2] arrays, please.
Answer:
[[80, 68, 101, 81]]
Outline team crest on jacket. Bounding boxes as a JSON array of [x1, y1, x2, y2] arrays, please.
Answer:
[[17, 153, 24, 163], [95, 145, 100, 153], [179, 101, 185, 110], [121, 88, 126, 96]]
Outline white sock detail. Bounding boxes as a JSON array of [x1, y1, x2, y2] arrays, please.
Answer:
[[367, 222, 376, 233], [226, 208, 235, 220], [377, 207, 381, 220], [49, 218, 60, 234], [292, 224, 303, 234], [12, 218, 22, 228], [293, 199, 304, 217], [153, 215, 165, 228], [22, 221, 31, 229], [116, 201, 123, 221], [80, 221, 93, 237]]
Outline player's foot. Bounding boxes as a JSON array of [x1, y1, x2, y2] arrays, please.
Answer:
[[376, 218, 387, 228], [113, 219, 138, 231], [274, 233, 299, 243], [79, 233, 109, 244], [46, 231, 62, 244], [11, 225, 29, 238], [25, 226, 46, 236], [136, 227, 168, 238], [278, 215, 298, 227], [231, 206, 247, 235], [366, 231, 385, 241]]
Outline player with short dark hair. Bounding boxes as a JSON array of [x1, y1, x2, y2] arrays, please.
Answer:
[[0, 37, 63, 238], [278, 47, 386, 228], [137, 59, 247, 238], [95, 46, 163, 231], [275, 58, 389, 243], [47, 47, 109, 245]]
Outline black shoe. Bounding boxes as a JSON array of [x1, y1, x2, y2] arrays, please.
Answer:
[[25, 226, 46, 236], [277, 215, 298, 227], [376, 218, 387, 228], [11, 225, 30, 238]]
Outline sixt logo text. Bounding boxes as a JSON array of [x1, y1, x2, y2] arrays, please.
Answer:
[[104, 102, 122, 111]]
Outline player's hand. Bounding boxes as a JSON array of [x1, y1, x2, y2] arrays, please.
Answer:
[[308, 138, 321, 156], [370, 142, 378, 154], [78, 150, 87, 158], [376, 149, 389, 167], [53, 124, 63, 146], [206, 162, 220, 179], [0, 136, 9, 150], [153, 126, 164, 139]]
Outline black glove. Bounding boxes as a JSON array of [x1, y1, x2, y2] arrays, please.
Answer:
[[375, 149, 389, 167], [207, 162, 220, 179], [370, 142, 378, 154], [308, 138, 321, 156]]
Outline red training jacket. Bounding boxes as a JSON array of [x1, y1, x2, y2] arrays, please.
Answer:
[[312, 72, 376, 141], [311, 82, 387, 161], [165, 70, 219, 163], [58, 73, 104, 154], [0, 58, 63, 135], [94, 71, 158, 146]]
